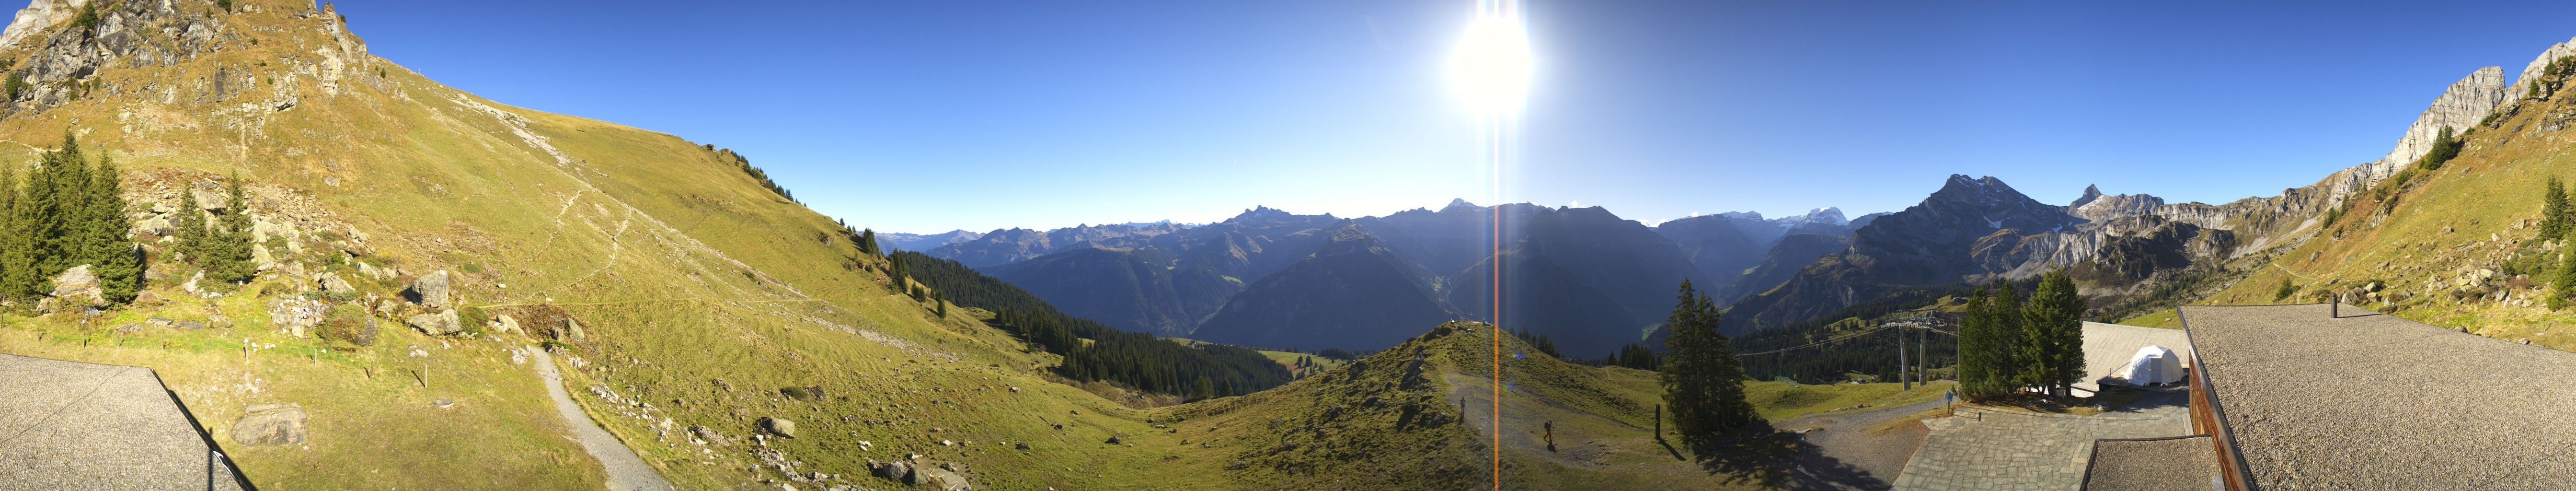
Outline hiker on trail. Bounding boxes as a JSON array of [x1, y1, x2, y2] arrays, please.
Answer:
[[1543, 421, 1553, 444]]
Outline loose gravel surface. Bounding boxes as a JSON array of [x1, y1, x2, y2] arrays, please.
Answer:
[[1890, 390, 2192, 491], [2081, 435, 2217, 491], [1778, 397, 1946, 490], [0, 353, 248, 491], [2183, 304, 2576, 490], [531, 347, 675, 491]]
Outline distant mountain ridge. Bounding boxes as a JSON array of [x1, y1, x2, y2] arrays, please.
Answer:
[[928, 200, 1851, 355]]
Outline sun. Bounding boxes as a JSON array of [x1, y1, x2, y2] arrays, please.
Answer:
[[1449, 1, 1533, 119]]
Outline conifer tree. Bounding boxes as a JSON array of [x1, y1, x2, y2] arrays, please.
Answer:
[[1989, 280, 2027, 393], [1958, 287, 2004, 400], [2543, 177, 2570, 241], [859, 228, 880, 256], [2554, 249, 2576, 311], [1660, 279, 1756, 451], [0, 164, 30, 300], [174, 185, 208, 263], [2023, 271, 2086, 397], [200, 173, 257, 284]]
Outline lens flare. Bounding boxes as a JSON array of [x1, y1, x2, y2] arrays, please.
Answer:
[[1449, 1, 1533, 118]]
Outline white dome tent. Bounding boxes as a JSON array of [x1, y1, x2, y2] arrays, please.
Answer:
[[2116, 345, 2185, 386]]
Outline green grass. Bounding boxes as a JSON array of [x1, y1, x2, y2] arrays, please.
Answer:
[[2117, 308, 2183, 329], [1745, 380, 1955, 420]]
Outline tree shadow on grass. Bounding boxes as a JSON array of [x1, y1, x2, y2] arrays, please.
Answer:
[[1694, 422, 1891, 490]]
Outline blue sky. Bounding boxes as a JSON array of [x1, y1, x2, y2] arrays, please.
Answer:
[[336, 1, 2576, 234]]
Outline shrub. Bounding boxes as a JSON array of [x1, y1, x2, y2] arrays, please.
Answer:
[[318, 304, 378, 347], [457, 306, 490, 335], [2272, 278, 2300, 302]]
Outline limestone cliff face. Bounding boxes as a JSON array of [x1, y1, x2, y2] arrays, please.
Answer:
[[2350, 66, 2509, 190], [2507, 36, 2576, 105]]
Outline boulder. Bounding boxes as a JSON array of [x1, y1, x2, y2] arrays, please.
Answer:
[[46, 265, 103, 308], [134, 215, 175, 236], [558, 317, 586, 341], [268, 298, 326, 338], [317, 272, 355, 294], [146, 316, 174, 328], [177, 320, 207, 329], [230, 404, 308, 446], [406, 309, 460, 336], [111, 323, 142, 336], [689, 425, 731, 446], [494, 314, 521, 335], [193, 188, 229, 213], [406, 270, 451, 308], [872, 460, 913, 482], [911, 466, 970, 491], [760, 417, 797, 438], [356, 262, 386, 281]]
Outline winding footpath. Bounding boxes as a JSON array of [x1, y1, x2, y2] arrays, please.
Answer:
[[529, 347, 676, 491]]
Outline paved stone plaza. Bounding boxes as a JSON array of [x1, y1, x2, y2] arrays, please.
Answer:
[[1888, 390, 2191, 491]]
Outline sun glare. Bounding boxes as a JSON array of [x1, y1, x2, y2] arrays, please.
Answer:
[[1449, 1, 1533, 119]]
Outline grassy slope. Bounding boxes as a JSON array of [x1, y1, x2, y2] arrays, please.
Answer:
[[2196, 82, 2576, 351], [0, 1, 1197, 489]]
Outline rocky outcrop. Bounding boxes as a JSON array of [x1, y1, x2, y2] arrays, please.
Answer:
[[316, 272, 354, 294], [2508, 36, 2576, 105], [230, 403, 308, 446], [268, 298, 326, 338]]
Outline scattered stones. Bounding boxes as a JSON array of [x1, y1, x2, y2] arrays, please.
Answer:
[[146, 316, 175, 328], [1104, 436, 1121, 444], [407, 345, 429, 358], [406, 309, 460, 335], [230, 404, 308, 446], [761, 417, 797, 438], [406, 270, 451, 308], [939, 439, 954, 446], [177, 320, 207, 329], [111, 323, 142, 336], [268, 298, 327, 338], [432, 398, 455, 408], [1014, 442, 1031, 450]]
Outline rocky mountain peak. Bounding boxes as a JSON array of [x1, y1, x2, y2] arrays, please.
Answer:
[[1440, 198, 1481, 212], [2070, 184, 2104, 208], [2358, 66, 2507, 185]]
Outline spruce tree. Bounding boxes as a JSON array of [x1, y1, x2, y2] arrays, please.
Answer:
[[174, 185, 208, 263], [1958, 287, 2001, 400], [2554, 249, 2576, 311], [859, 228, 880, 256], [2024, 270, 2086, 397], [0, 164, 29, 300], [201, 173, 257, 284], [2543, 177, 2570, 241], [84, 152, 138, 303], [1660, 279, 1756, 451], [1989, 280, 2027, 394]]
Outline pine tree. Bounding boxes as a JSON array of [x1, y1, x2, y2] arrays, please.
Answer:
[[2024, 270, 2086, 397], [1660, 279, 1756, 451], [2554, 249, 2576, 310], [2543, 177, 2570, 241], [859, 228, 880, 256], [83, 151, 138, 303], [1958, 287, 2003, 400], [174, 185, 208, 263], [0, 164, 29, 301], [2419, 126, 2462, 170], [201, 173, 257, 284], [1989, 280, 2027, 394]]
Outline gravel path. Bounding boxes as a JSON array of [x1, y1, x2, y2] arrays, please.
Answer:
[[530, 347, 675, 491], [1777, 397, 1946, 491], [1890, 390, 2191, 491]]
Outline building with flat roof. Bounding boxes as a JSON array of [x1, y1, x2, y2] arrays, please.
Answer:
[[2082, 303, 2576, 491], [0, 353, 252, 490]]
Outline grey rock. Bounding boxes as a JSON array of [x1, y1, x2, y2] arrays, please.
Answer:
[[761, 416, 797, 438], [134, 215, 175, 236], [689, 425, 731, 446], [230, 404, 308, 446], [558, 317, 586, 341], [317, 272, 355, 294], [145, 316, 174, 328], [406, 309, 460, 336], [194, 188, 229, 213], [46, 265, 103, 308], [911, 465, 970, 491], [176, 320, 207, 330], [873, 460, 913, 482], [494, 314, 521, 335], [407, 270, 451, 308], [111, 323, 142, 336]]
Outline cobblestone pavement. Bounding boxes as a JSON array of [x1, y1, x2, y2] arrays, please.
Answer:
[[1889, 390, 2191, 491]]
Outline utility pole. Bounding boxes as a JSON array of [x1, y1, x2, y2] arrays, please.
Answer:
[[1899, 321, 1909, 390]]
